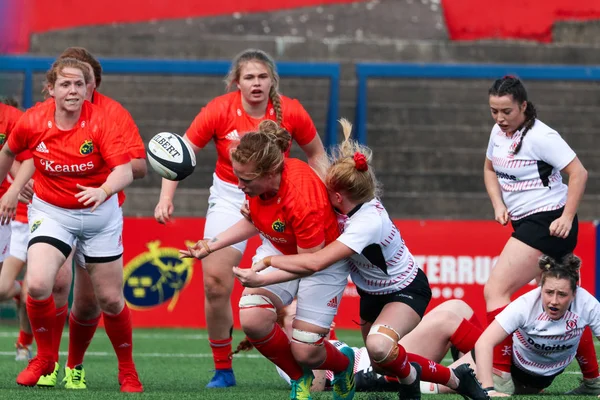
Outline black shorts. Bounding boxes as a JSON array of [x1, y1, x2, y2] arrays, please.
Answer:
[[357, 268, 432, 323], [511, 207, 578, 261], [511, 362, 563, 390]]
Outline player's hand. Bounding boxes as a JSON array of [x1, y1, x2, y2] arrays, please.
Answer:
[[549, 215, 573, 239], [19, 179, 34, 203], [179, 239, 211, 260], [155, 197, 174, 224], [75, 184, 108, 212], [251, 259, 269, 273], [493, 205, 509, 226], [233, 266, 264, 288], [240, 202, 252, 222], [0, 187, 19, 225]]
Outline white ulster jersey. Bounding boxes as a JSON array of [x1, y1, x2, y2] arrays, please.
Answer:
[[486, 119, 576, 220], [336, 199, 418, 295], [495, 286, 600, 376]]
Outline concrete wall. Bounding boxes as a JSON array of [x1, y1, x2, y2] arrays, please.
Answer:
[[4, 0, 599, 219]]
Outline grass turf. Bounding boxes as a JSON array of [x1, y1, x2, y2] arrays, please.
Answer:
[[0, 325, 594, 399]]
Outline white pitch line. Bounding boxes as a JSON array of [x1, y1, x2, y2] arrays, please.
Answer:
[[0, 351, 262, 359], [0, 332, 208, 340]]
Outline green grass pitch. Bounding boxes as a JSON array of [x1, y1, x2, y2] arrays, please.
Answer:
[[0, 325, 594, 399]]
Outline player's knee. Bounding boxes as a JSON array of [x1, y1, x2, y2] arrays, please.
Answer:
[[239, 294, 276, 337], [96, 291, 125, 315], [27, 277, 53, 300], [291, 329, 327, 367], [0, 280, 14, 300], [204, 275, 232, 301], [366, 324, 400, 364], [72, 294, 101, 320]]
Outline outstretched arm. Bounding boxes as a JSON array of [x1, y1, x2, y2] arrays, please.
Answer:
[[180, 217, 258, 260], [474, 321, 510, 396]]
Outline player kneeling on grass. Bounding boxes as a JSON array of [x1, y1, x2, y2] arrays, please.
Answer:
[[234, 119, 489, 400], [474, 254, 600, 397], [235, 298, 489, 396]]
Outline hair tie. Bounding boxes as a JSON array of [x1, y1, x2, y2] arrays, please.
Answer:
[[353, 152, 368, 171], [545, 263, 551, 270]]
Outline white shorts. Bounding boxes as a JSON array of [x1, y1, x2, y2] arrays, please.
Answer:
[[0, 223, 11, 263], [28, 195, 123, 262], [204, 173, 247, 254], [252, 240, 350, 329], [9, 220, 28, 262]]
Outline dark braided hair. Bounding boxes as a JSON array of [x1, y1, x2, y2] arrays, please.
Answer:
[[489, 76, 537, 155], [539, 253, 581, 293]]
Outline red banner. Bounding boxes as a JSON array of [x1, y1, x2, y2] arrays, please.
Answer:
[[443, 0, 600, 42], [122, 218, 596, 328], [3, 0, 367, 53]]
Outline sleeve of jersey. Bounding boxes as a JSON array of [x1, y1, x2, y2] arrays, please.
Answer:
[[185, 103, 219, 149], [6, 116, 30, 155], [286, 99, 317, 146], [336, 212, 381, 255], [485, 129, 495, 160], [494, 295, 527, 335], [15, 150, 32, 162], [98, 116, 131, 169], [118, 108, 146, 159], [581, 291, 600, 337], [531, 130, 576, 170]]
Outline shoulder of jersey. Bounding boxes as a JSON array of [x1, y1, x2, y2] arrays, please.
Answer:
[[279, 95, 303, 113], [0, 103, 23, 119], [93, 92, 124, 111], [285, 159, 321, 188], [22, 100, 52, 125], [529, 119, 555, 136], [206, 92, 238, 109]]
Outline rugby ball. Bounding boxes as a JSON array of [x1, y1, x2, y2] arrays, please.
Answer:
[[147, 132, 196, 181]]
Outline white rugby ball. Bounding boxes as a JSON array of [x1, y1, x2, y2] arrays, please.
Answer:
[[147, 132, 196, 181]]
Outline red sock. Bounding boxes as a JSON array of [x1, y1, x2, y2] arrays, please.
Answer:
[[247, 324, 304, 381], [209, 337, 233, 370], [469, 312, 482, 328], [487, 306, 512, 373], [377, 344, 411, 379], [103, 305, 133, 365], [52, 304, 69, 363], [17, 330, 34, 346], [577, 326, 600, 379], [329, 328, 338, 341], [67, 313, 100, 368], [26, 295, 55, 360], [318, 340, 350, 373], [407, 353, 451, 384], [450, 319, 483, 353]]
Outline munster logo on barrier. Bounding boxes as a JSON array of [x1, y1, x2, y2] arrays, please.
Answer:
[[123, 240, 194, 311]]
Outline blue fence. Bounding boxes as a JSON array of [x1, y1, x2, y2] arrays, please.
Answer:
[[355, 62, 600, 144], [0, 56, 341, 148]]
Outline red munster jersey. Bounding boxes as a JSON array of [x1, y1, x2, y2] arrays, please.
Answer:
[[92, 92, 145, 206], [0, 103, 24, 198], [7, 100, 130, 209], [248, 158, 339, 255], [186, 91, 317, 184]]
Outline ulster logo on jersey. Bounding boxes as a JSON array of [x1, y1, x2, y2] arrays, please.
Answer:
[[0, 133, 5, 145], [272, 219, 285, 233], [80, 140, 94, 155], [123, 240, 194, 311], [566, 319, 577, 331]]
